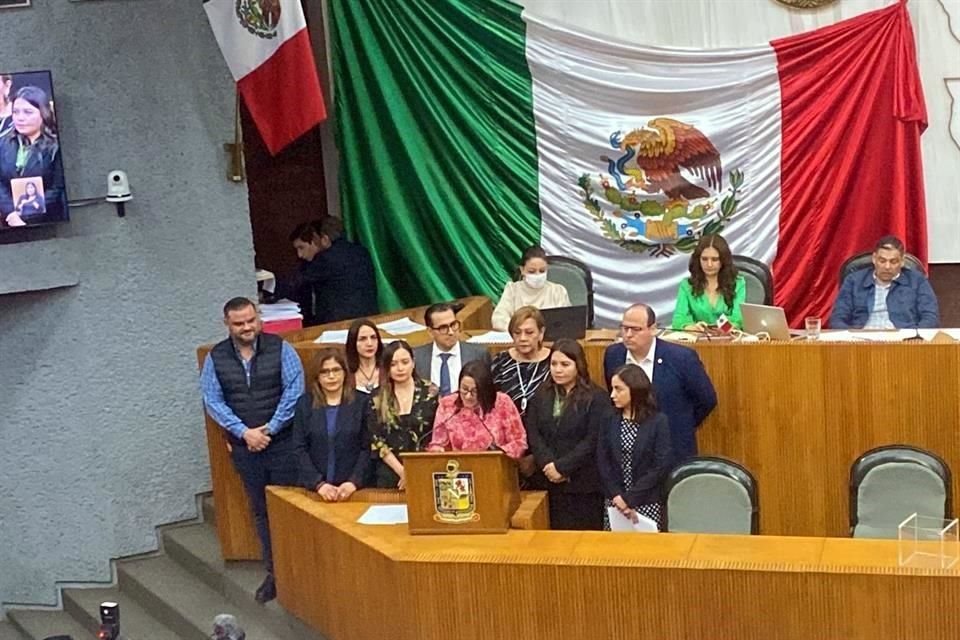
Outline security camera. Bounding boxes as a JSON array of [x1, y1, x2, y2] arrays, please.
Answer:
[[106, 170, 131, 217]]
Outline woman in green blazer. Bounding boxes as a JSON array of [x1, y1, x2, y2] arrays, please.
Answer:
[[672, 234, 745, 331]]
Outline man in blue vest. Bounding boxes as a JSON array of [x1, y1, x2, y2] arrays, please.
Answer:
[[200, 297, 304, 603]]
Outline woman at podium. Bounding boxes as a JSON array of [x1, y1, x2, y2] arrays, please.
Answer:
[[671, 234, 745, 331], [428, 361, 527, 459], [598, 364, 672, 530], [292, 348, 372, 502], [523, 339, 612, 530], [368, 341, 439, 489]]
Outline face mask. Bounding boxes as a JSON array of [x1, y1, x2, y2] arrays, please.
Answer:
[[524, 272, 548, 290]]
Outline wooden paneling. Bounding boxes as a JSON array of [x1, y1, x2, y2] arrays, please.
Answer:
[[267, 486, 960, 640]]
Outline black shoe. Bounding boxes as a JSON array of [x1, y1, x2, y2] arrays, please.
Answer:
[[254, 574, 277, 604]]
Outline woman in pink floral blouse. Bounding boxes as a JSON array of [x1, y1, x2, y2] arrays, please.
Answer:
[[429, 360, 527, 459]]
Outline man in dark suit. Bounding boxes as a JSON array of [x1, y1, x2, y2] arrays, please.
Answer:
[[603, 303, 716, 462], [277, 217, 379, 326], [413, 303, 491, 396]]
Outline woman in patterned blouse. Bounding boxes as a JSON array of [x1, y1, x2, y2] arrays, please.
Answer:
[[429, 360, 527, 459], [490, 306, 551, 417], [598, 364, 672, 530], [368, 340, 438, 489]]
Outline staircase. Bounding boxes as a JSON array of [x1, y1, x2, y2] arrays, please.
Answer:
[[4, 496, 326, 640]]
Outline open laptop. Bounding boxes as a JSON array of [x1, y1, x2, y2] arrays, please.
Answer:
[[740, 303, 792, 341], [543, 305, 588, 341]]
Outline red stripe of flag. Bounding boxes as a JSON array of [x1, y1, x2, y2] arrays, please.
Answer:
[[238, 27, 327, 156]]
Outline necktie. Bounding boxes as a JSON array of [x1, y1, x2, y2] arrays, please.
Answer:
[[439, 353, 452, 396]]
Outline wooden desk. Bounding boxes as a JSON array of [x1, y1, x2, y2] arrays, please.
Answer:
[[196, 297, 493, 559], [267, 486, 960, 640]]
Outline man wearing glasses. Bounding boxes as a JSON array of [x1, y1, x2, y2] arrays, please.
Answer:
[[413, 303, 491, 396], [602, 303, 716, 462]]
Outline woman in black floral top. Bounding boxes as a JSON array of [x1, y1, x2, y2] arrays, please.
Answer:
[[368, 340, 439, 489]]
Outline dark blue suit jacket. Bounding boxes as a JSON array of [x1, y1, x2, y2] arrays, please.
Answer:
[[603, 340, 716, 461], [292, 392, 373, 489], [597, 412, 672, 507]]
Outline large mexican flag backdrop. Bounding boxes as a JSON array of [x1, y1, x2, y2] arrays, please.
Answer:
[[329, 0, 927, 327]]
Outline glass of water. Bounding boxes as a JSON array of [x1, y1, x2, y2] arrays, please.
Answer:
[[805, 316, 821, 340]]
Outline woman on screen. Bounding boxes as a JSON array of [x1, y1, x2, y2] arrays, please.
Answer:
[[368, 340, 438, 489], [671, 234, 746, 332], [428, 360, 527, 459], [0, 86, 64, 227], [293, 348, 372, 502], [0, 75, 13, 139], [14, 181, 44, 221], [491, 245, 571, 331], [345, 318, 383, 393], [598, 364, 672, 531], [524, 339, 611, 530]]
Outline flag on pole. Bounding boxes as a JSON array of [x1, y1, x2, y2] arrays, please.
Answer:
[[205, 0, 327, 155]]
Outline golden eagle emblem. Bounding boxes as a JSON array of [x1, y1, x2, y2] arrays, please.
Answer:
[[236, 0, 281, 39]]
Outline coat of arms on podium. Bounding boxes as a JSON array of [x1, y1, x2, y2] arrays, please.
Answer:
[[433, 460, 480, 524]]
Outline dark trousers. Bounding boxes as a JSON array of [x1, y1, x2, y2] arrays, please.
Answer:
[[548, 492, 604, 530], [230, 437, 298, 573]]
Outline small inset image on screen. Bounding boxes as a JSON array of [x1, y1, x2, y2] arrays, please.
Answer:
[[0, 70, 69, 231]]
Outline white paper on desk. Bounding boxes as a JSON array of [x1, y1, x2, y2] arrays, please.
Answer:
[[467, 331, 513, 344], [377, 318, 428, 335], [606, 507, 658, 533], [357, 504, 408, 525], [314, 329, 349, 344], [260, 299, 302, 321]]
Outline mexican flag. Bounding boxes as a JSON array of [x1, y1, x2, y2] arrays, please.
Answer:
[[205, 0, 326, 155], [330, 0, 926, 326]]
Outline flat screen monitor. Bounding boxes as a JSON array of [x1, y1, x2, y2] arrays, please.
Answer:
[[0, 70, 68, 231]]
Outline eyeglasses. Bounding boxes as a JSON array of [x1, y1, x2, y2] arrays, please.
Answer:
[[319, 367, 344, 377], [458, 387, 478, 397], [431, 320, 461, 334], [619, 324, 648, 335]]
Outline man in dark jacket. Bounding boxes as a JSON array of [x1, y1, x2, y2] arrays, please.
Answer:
[[278, 217, 379, 326], [199, 297, 304, 603]]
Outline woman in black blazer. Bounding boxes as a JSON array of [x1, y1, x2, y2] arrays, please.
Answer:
[[524, 339, 612, 530], [293, 348, 372, 501], [598, 364, 672, 530]]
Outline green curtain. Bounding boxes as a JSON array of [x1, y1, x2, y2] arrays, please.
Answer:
[[329, 0, 540, 312]]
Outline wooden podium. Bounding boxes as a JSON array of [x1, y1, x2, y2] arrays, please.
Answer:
[[401, 451, 521, 535]]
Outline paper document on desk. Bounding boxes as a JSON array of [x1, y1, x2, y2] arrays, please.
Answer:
[[314, 330, 349, 344], [377, 318, 428, 335], [260, 299, 302, 321], [357, 504, 409, 525], [467, 331, 513, 344], [606, 507, 658, 533]]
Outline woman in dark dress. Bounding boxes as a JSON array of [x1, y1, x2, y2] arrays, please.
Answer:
[[524, 338, 612, 530], [345, 318, 384, 393], [292, 348, 372, 501], [598, 364, 672, 530], [368, 340, 438, 489]]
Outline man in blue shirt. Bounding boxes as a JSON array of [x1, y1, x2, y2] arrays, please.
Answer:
[[829, 236, 939, 330], [199, 297, 304, 603]]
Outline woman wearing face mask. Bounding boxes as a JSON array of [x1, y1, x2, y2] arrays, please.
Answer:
[[598, 364, 671, 531], [368, 340, 439, 489], [491, 245, 571, 331], [428, 360, 527, 459], [671, 234, 745, 333], [523, 339, 611, 530]]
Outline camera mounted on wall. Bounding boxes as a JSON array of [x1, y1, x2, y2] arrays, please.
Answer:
[[106, 171, 132, 217]]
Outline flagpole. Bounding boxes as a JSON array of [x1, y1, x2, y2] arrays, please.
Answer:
[[224, 90, 246, 183]]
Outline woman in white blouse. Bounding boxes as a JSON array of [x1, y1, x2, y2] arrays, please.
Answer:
[[491, 245, 571, 330]]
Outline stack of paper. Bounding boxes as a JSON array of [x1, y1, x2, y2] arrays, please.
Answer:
[[466, 331, 514, 344], [357, 504, 408, 525], [260, 299, 302, 322], [606, 507, 658, 533], [377, 317, 428, 335], [314, 329, 349, 344]]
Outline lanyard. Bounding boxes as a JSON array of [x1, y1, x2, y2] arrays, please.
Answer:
[[514, 359, 540, 413]]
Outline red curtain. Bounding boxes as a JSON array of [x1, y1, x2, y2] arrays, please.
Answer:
[[771, 0, 927, 326]]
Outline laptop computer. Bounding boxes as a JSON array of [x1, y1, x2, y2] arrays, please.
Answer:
[[740, 303, 792, 341], [542, 305, 588, 341]]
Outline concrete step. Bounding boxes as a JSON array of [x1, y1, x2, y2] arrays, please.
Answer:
[[117, 554, 306, 640], [0, 621, 27, 640], [201, 493, 215, 525], [62, 585, 181, 640], [5, 609, 95, 640], [162, 523, 324, 640]]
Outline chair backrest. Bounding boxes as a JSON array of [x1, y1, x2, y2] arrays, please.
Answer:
[[732, 255, 774, 306], [838, 251, 925, 285], [849, 444, 952, 539], [545, 256, 595, 329], [664, 456, 759, 534]]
